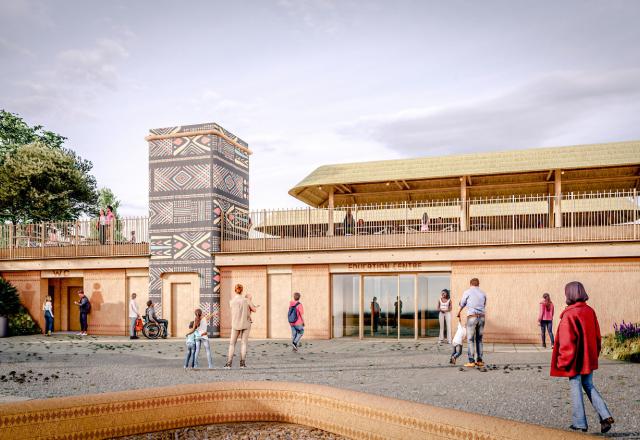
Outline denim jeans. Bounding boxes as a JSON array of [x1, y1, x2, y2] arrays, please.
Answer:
[[569, 373, 612, 429], [291, 325, 304, 347], [129, 317, 137, 337], [184, 343, 196, 368], [451, 344, 463, 360], [194, 337, 213, 368], [44, 311, 54, 334], [466, 316, 485, 362], [80, 312, 88, 332], [540, 320, 554, 346]]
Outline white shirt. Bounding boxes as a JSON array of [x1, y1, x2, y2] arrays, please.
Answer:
[[129, 299, 139, 318], [43, 301, 54, 317], [197, 316, 209, 338], [452, 322, 467, 345]]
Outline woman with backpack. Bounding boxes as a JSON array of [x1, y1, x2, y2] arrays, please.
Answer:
[[288, 292, 305, 352]]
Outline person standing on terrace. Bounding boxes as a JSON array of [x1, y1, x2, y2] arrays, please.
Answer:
[[343, 208, 355, 235], [457, 278, 486, 368], [106, 205, 116, 243], [97, 209, 107, 245]]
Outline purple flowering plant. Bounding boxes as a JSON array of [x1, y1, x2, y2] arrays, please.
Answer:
[[613, 321, 640, 342]]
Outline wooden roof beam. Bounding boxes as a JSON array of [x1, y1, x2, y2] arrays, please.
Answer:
[[466, 175, 472, 186], [394, 181, 404, 190], [402, 180, 410, 190], [546, 170, 554, 181]]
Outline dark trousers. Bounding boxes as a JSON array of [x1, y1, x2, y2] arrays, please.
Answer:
[[80, 312, 88, 332], [540, 320, 554, 346], [99, 225, 107, 244], [372, 314, 379, 332], [44, 311, 54, 334], [451, 344, 463, 360]]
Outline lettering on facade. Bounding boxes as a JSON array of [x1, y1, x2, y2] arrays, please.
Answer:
[[346, 262, 422, 271]]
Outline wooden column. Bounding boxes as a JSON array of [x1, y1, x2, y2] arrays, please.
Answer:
[[460, 177, 468, 231], [327, 186, 334, 236], [554, 169, 562, 228]]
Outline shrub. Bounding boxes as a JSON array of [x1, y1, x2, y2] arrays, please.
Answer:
[[613, 321, 640, 342], [8, 306, 41, 336], [602, 321, 640, 363], [0, 277, 21, 317], [0, 277, 41, 336]]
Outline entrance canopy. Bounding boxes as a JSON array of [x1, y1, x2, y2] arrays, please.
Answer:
[[288, 141, 640, 207]]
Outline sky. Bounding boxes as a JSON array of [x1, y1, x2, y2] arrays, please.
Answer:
[[1, 0, 639, 216]]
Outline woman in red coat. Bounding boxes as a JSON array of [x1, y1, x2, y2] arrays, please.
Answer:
[[550, 281, 614, 433]]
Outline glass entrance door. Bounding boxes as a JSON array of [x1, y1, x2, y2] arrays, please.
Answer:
[[417, 275, 451, 338], [364, 276, 396, 337]]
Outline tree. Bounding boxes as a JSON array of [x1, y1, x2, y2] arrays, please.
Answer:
[[0, 143, 98, 223], [97, 187, 121, 217], [0, 110, 65, 159], [0, 111, 99, 222]]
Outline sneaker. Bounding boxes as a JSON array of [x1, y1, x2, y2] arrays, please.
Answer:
[[240, 360, 246, 369], [223, 362, 232, 369], [464, 362, 476, 368], [291, 343, 298, 352], [81, 332, 87, 336], [600, 417, 614, 433], [475, 361, 485, 367], [449, 356, 456, 365], [570, 425, 588, 432], [76, 332, 83, 336]]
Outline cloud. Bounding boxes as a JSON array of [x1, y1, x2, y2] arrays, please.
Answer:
[[57, 38, 129, 90], [0, 37, 34, 57], [340, 70, 640, 155], [276, 0, 344, 34]]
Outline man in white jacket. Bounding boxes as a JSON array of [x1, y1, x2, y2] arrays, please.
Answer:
[[129, 293, 140, 339]]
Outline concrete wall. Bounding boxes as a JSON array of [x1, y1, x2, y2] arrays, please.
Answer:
[[220, 266, 267, 338], [292, 265, 330, 339]]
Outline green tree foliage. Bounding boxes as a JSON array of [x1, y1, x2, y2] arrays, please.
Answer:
[[0, 110, 98, 222], [0, 110, 66, 158], [0, 143, 98, 223], [97, 187, 121, 217]]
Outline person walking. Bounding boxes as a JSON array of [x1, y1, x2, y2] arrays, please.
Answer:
[[289, 292, 305, 352], [73, 290, 90, 336], [550, 281, 614, 434], [371, 297, 380, 333], [42, 296, 54, 336], [438, 289, 452, 344], [538, 293, 555, 348], [457, 278, 486, 368], [449, 317, 467, 365], [184, 321, 199, 369], [224, 284, 255, 369], [129, 293, 140, 339], [194, 308, 213, 369]]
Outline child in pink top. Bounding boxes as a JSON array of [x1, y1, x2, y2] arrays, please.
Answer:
[[538, 293, 555, 348]]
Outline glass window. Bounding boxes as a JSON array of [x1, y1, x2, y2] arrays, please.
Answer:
[[332, 275, 360, 337], [417, 275, 451, 337]]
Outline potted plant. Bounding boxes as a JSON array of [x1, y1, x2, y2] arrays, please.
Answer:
[[0, 278, 21, 337]]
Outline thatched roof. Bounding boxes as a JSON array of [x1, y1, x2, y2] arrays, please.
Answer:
[[289, 141, 640, 207]]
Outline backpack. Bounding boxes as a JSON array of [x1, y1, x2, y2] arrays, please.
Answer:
[[85, 298, 92, 314], [287, 302, 300, 324]]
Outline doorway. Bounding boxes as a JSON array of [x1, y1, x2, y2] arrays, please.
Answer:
[[169, 283, 191, 337], [67, 286, 83, 332]]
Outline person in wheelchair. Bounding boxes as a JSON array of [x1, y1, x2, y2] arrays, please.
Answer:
[[145, 300, 168, 337]]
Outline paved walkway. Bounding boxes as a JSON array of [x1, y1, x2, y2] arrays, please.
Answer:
[[0, 335, 638, 437]]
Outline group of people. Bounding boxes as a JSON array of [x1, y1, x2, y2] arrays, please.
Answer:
[[42, 290, 91, 336], [443, 277, 614, 434]]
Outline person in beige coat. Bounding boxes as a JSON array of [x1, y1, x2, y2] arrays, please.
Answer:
[[224, 284, 256, 369]]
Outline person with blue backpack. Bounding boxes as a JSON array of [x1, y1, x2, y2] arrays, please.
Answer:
[[288, 292, 305, 352]]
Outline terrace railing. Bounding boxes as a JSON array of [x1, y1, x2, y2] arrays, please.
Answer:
[[221, 190, 639, 252], [0, 217, 149, 260]]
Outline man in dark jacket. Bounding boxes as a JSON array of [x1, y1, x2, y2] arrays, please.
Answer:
[[73, 291, 90, 336]]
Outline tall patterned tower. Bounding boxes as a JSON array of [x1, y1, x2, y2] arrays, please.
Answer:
[[146, 122, 250, 336]]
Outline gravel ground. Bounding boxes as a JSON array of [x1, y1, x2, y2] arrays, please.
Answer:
[[0, 335, 638, 438], [118, 422, 346, 439]]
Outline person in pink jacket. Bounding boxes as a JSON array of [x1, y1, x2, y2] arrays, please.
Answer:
[[538, 293, 555, 348]]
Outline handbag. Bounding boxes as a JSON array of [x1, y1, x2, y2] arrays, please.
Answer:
[[135, 318, 144, 331]]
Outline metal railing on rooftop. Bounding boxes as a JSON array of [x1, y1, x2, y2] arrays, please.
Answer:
[[0, 217, 149, 260], [221, 190, 640, 252]]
